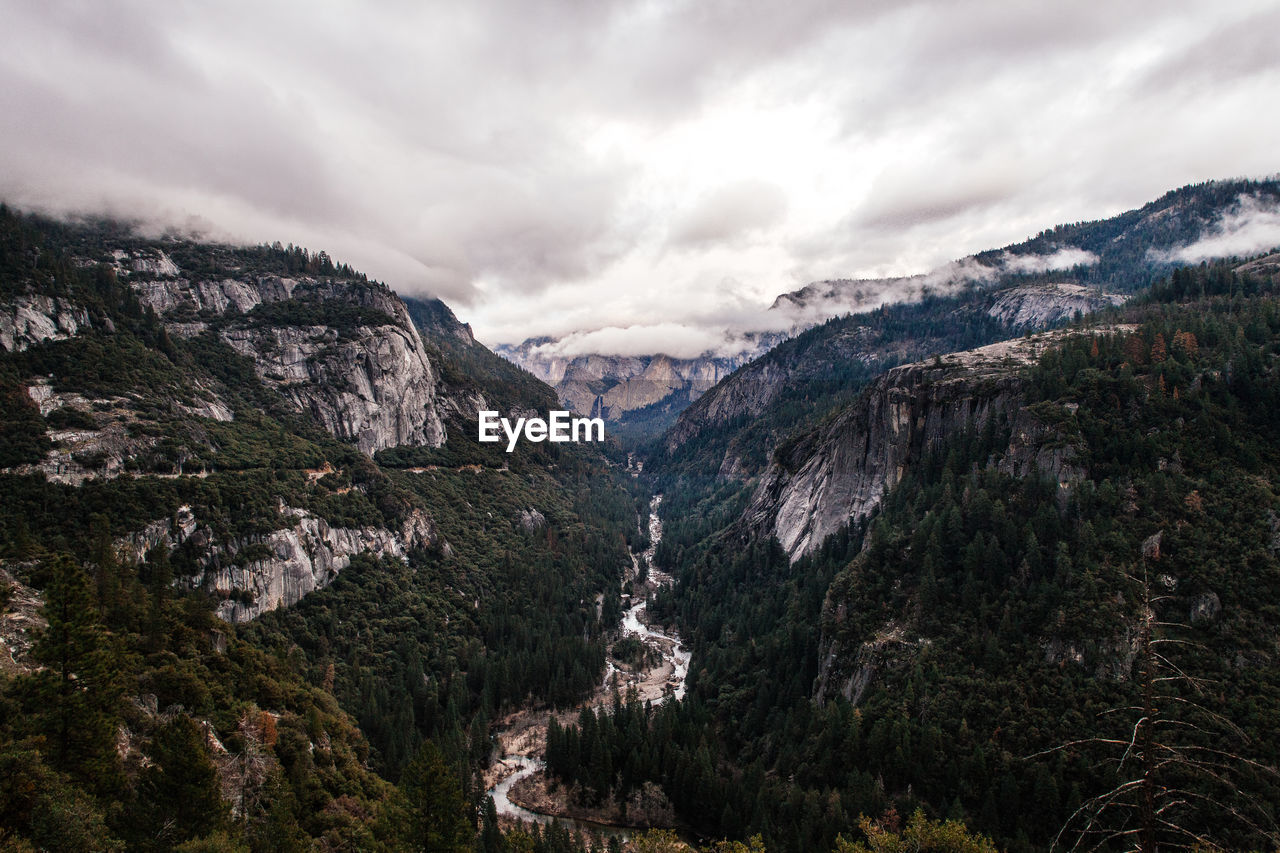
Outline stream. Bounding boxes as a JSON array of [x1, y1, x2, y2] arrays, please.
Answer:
[[485, 495, 688, 835]]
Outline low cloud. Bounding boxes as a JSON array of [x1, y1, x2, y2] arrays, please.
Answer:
[[1150, 194, 1280, 264], [1000, 246, 1099, 273], [530, 323, 763, 361]]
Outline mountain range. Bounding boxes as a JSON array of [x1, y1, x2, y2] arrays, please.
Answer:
[[497, 179, 1280, 440], [3, 178, 1280, 852]]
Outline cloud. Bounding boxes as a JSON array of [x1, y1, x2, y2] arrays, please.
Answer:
[[531, 323, 760, 361], [2, 0, 1279, 354], [1151, 195, 1280, 264], [668, 180, 788, 248], [852, 160, 1028, 231], [1001, 247, 1099, 274]]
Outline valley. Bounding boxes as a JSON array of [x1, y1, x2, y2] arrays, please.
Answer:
[[485, 496, 691, 836], [3, 180, 1280, 852]]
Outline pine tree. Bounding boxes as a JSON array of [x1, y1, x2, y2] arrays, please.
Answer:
[[20, 555, 126, 793], [1039, 564, 1280, 851], [394, 740, 473, 853], [132, 715, 229, 851]]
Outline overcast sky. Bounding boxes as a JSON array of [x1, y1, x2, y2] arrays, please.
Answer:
[[2, 0, 1279, 355]]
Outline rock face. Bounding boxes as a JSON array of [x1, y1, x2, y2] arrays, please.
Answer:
[[986, 283, 1126, 329], [124, 252, 445, 455], [813, 620, 923, 707], [402, 296, 477, 347], [220, 320, 441, 454], [496, 338, 781, 422], [664, 353, 806, 452], [519, 508, 547, 532], [1190, 591, 1221, 626], [744, 332, 1092, 562], [0, 566, 46, 677], [0, 295, 91, 352], [122, 503, 437, 622], [197, 506, 434, 622]]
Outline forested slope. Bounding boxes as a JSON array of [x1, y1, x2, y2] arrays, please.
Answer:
[[0, 207, 644, 851], [546, 261, 1280, 852]]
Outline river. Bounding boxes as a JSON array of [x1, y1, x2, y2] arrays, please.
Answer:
[[485, 495, 688, 835]]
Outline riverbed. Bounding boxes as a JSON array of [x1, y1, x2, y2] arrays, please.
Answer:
[[485, 495, 688, 834]]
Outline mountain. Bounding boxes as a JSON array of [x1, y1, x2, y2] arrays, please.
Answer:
[[770, 176, 1280, 319], [663, 178, 1280, 476], [0, 207, 643, 851], [493, 172, 1277, 444], [599, 257, 1280, 852], [495, 334, 784, 438], [6, 177, 1280, 853], [742, 330, 1093, 561]]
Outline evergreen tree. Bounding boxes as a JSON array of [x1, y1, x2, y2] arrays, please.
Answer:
[[133, 715, 229, 851], [19, 554, 125, 793], [394, 740, 473, 853]]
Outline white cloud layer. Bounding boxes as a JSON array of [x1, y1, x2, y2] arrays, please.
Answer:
[[1, 0, 1278, 352], [531, 323, 763, 361], [1152, 195, 1280, 263], [1001, 247, 1100, 274]]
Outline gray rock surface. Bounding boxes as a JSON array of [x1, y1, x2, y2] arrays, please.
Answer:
[[519, 508, 547, 532], [121, 504, 438, 622], [0, 295, 91, 352], [1190, 591, 1221, 626], [497, 337, 782, 421], [986, 283, 1126, 329], [128, 265, 446, 455], [744, 332, 1099, 561]]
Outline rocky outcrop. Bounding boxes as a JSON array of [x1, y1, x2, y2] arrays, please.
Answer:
[[1190, 591, 1221, 626], [221, 320, 443, 454], [986, 282, 1126, 329], [197, 506, 435, 622], [664, 355, 801, 451], [120, 505, 202, 565], [744, 332, 1093, 562], [7, 382, 231, 485], [1040, 626, 1143, 682], [402, 296, 477, 347], [519, 508, 547, 532], [122, 503, 438, 622], [130, 275, 280, 315], [0, 565, 46, 677], [0, 295, 91, 352], [121, 254, 446, 455], [813, 619, 924, 707]]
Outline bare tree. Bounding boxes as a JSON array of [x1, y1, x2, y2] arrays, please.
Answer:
[[1033, 556, 1280, 852]]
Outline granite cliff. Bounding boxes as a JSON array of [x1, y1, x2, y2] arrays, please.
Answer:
[[120, 501, 437, 622], [743, 331, 1101, 561], [124, 251, 446, 454]]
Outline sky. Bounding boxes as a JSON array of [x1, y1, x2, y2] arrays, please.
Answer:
[[2, 0, 1279, 357]]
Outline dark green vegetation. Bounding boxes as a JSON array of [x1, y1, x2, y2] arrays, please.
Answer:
[[0, 208, 645, 851], [528, 260, 1280, 851], [402, 296, 560, 418]]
